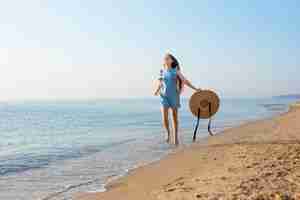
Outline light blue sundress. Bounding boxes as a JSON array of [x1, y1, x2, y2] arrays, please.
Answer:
[[159, 68, 180, 108]]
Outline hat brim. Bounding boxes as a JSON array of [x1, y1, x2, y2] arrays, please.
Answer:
[[189, 90, 220, 119]]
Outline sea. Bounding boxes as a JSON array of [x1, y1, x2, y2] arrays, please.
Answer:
[[0, 97, 296, 200]]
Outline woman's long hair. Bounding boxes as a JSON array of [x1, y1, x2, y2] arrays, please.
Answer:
[[167, 53, 184, 93]]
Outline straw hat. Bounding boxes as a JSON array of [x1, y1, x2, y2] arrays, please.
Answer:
[[189, 90, 220, 119]]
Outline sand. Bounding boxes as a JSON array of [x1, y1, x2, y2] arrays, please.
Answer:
[[76, 103, 300, 200]]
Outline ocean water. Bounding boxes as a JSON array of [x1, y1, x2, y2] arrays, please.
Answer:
[[0, 97, 296, 200]]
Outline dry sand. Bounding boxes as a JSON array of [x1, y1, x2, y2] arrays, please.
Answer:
[[76, 103, 300, 200]]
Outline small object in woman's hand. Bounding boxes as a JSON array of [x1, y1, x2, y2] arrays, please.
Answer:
[[158, 69, 163, 81]]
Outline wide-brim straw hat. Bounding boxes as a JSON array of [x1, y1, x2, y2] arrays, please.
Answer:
[[189, 90, 220, 119]]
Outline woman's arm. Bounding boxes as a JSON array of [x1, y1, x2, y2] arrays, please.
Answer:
[[185, 79, 199, 91], [177, 70, 201, 91], [153, 80, 162, 96]]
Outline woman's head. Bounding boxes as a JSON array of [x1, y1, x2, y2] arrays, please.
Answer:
[[164, 53, 180, 70]]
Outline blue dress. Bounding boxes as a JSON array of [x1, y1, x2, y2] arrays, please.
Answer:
[[160, 68, 180, 108]]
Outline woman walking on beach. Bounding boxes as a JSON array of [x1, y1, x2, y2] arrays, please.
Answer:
[[154, 53, 200, 145]]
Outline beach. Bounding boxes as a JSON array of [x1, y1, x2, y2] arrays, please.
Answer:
[[1, 1, 299, 199], [76, 102, 300, 200]]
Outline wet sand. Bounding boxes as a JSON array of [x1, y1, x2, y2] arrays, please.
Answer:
[[76, 103, 300, 200]]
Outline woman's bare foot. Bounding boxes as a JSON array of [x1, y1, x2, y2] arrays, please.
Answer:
[[166, 134, 171, 143]]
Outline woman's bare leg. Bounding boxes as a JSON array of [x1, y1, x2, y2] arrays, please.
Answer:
[[161, 107, 171, 143], [171, 108, 179, 146]]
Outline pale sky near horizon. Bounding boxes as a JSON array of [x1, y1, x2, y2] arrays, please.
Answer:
[[0, 0, 299, 100]]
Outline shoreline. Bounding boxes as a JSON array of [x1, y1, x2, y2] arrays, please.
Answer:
[[76, 102, 300, 199], [93, 102, 288, 194]]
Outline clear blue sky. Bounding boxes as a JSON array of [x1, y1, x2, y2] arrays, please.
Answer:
[[0, 0, 299, 100]]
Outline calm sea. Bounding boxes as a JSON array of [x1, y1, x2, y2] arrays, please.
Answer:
[[0, 97, 295, 200]]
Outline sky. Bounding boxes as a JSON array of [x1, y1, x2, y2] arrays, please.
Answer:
[[0, 0, 299, 100]]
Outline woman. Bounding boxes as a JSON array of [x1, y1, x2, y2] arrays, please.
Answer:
[[154, 53, 200, 145]]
